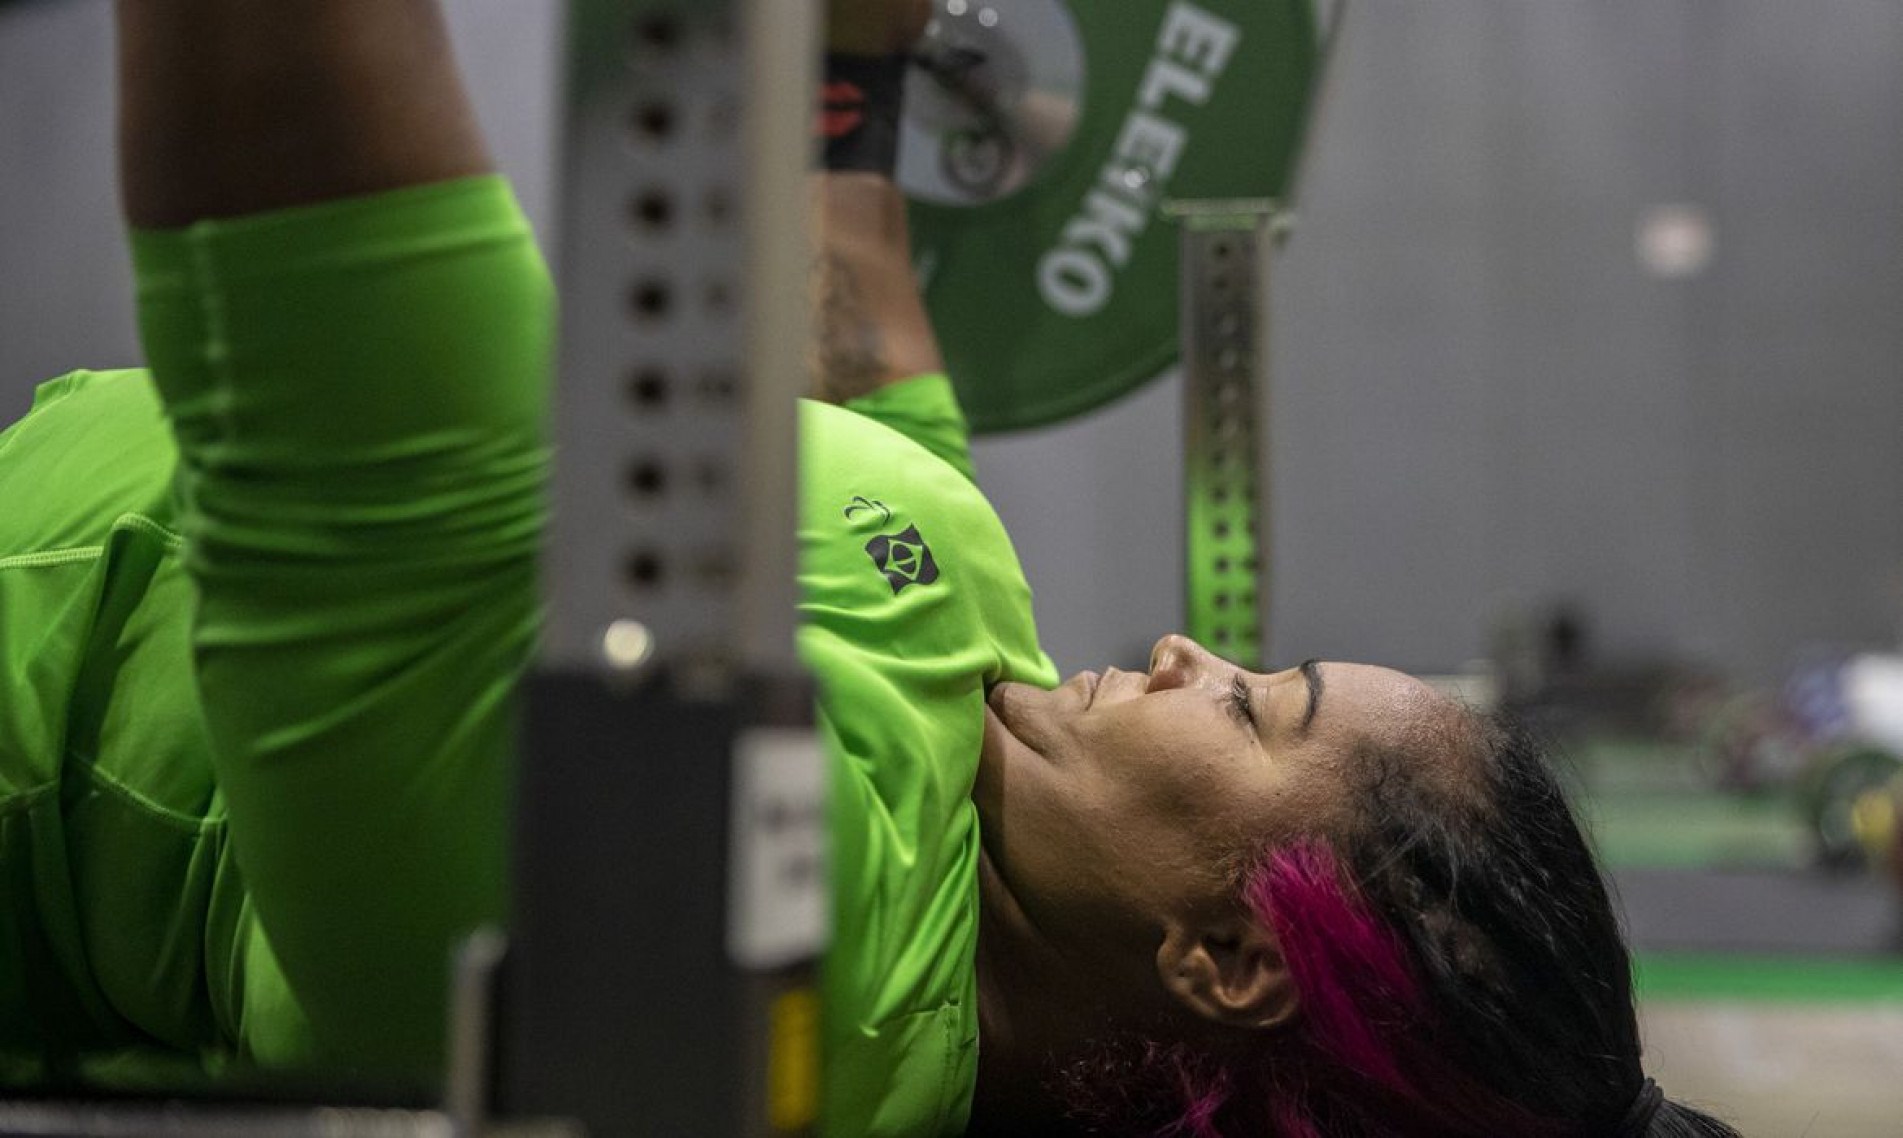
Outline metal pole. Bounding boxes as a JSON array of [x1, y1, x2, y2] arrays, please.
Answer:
[[498, 0, 822, 1134], [1170, 199, 1283, 669]]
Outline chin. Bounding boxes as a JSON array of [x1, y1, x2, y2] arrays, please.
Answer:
[[974, 700, 1019, 828]]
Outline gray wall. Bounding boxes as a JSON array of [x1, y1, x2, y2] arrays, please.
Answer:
[[976, 0, 1903, 680], [0, 0, 562, 422], [0, 0, 136, 407], [5, 1, 1902, 683]]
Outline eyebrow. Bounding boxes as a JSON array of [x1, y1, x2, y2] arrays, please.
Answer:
[[1299, 659, 1324, 730]]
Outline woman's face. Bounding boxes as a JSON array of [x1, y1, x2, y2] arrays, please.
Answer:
[[975, 635, 1454, 974]]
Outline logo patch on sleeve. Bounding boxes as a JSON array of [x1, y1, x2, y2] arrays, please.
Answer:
[[843, 496, 892, 526], [865, 526, 940, 594]]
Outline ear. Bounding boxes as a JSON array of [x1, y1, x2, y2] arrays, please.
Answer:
[[1156, 918, 1299, 1031]]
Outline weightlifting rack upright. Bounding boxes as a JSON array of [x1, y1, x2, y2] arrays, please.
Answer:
[[0, 1, 820, 1135]]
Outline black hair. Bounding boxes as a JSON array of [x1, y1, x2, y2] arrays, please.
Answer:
[[1331, 711, 1740, 1135], [1052, 710, 1743, 1137]]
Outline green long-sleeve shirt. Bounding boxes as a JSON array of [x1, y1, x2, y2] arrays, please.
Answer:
[[2, 177, 552, 1084], [0, 176, 1054, 1134]]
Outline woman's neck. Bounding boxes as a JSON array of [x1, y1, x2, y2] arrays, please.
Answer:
[[972, 855, 1095, 1135]]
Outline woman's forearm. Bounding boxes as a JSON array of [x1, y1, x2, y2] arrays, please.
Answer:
[[809, 170, 946, 403]]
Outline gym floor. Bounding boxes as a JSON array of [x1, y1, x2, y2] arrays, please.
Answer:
[[1577, 739, 1903, 1134]]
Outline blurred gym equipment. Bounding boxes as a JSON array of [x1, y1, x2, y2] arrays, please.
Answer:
[[905, 0, 1341, 663]]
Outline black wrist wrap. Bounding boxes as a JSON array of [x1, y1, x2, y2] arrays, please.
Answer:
[[819, 52, 907, 175]]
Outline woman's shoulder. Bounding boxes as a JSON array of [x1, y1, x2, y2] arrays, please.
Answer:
[[1, 369, 178, 556], [798, 395, 1052, 681], [9, 367, 165, 431], [799, 396, 1011, 562]]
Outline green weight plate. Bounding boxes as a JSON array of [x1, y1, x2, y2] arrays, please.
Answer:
[[1803, 745, 1903, 869], [903, 0, 1323, 434]]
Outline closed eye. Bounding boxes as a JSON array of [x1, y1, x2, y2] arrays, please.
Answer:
[[1227, 674, 1258, 730]]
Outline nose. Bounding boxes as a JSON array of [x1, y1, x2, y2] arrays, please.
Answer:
[[1147, 633, 1220, 692]]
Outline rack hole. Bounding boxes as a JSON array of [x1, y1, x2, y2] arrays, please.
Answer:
[[628, 279, 673, 321], [627, 367, 670, 410], [698, 367, 740, 404], [632, 12, 683, 53], [624, 550, 665, 590], [626, 459, 668, 499], [694, 550, 740, 590], [629, 101, 677, 143], [628, 188, 675, 233]]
